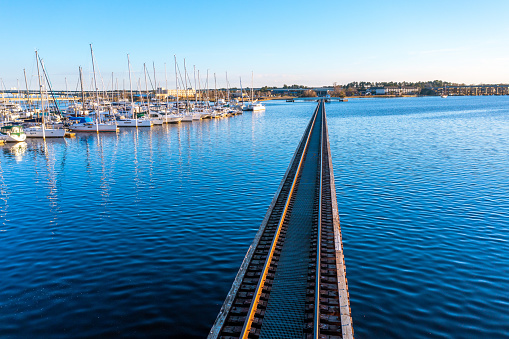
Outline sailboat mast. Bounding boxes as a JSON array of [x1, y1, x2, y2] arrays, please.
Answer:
[[79, 66, 85, 116], [194, 65, 197, 104], [164, 62, 168, 108], [138, 78, 142, 107], [251, 71, 254, 102], [174, 55, 179, 115], [23, 68, 30, 111], [214, 73, 217, 103], [152, 62, 157, 108], [144, 63, 151, 116], [198, 70, 201, 104], [152, 62, 156, 91], [38, 56, 63, 117], [137, 78, 141, 128], [35, 50, 44, 121], [206, 70, 209, 107], [183, 58, 189, 111], [127, 54, 135, 119], [35, 50, 46, 139], [89, 44, 101, 123]]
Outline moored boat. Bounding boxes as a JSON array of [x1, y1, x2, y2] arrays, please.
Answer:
[[181, 113, 202, 122], [242, 102, 266, 111], [146, 112, 165, 125], [25, 125, 66, 138], [161, 112, 183, 123], [116, 118, 152, 127], [69, 122, 119, 132], [68, 117, 118, 132], [0, 125, 27, 142]]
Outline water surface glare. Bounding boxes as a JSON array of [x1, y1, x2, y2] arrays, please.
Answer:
[[1, 97, 508, 338]]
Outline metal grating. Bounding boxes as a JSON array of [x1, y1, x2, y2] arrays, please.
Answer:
[[258, 112, 323, 339]]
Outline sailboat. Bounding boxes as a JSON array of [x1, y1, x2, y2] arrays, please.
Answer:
[[25, 50, 65, 138], [159, 61, 182, 124], [0, 125, 26, 142], [116, 55, 152, 127], [146, 63, 164, 125], [243, 101, 266, 112], [176, 57, 201, 122], [25, 124, 65, 138], [70, 45, 118, 132], [242, 72, 265, 112]]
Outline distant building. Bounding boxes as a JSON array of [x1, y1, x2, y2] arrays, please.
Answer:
[[385, 86, 401, 95], [429, 84, 509, 96], [383, 86, 419, 95], [271, 87, 334, 96], [400, 87, 420, 95], [232, 91, 249, 99], [367, 87, 386, 95], [156, 88, 196, 98]]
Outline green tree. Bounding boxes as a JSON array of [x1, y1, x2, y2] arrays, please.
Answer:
[[330, 85, 345, 97], [345, 87, 357, 96], [301, 89, 317, 97]]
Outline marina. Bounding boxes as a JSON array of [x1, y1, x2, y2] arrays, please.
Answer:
[[0, 90, 250, 138], [0, 48, 260, 141]]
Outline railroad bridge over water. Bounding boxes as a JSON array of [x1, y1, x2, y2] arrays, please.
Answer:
[[209, 101, 353, 339]]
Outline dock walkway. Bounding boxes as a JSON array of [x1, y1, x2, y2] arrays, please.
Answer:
[[209, 101, 353, 339]]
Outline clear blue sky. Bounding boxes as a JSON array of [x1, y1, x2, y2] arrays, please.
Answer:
[[1, 0, 508, 90]]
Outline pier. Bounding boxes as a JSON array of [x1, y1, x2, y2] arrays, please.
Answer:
[[209, 101, 353, 339]]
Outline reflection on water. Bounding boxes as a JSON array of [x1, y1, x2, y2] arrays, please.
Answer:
[[1, 142, 27, 160], [1, 97, 509, 338]]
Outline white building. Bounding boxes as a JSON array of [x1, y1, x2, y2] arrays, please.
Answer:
[[367, 87, 386, 95], [156, 88, 196, 98]]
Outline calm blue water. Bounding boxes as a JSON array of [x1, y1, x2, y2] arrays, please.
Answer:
[[1, 97, 508, 338]]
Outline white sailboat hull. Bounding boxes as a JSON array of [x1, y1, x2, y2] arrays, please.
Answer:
[[150, 118, 164, 125], [116, 119, 152, 127], [181, 113, 202, 122], [252, 105, 266, 111], [25, 127, 66, 138], [243, 103, 266, 111], [0, 125, 27, 142], [70, 123, 119, 132], [162, 116, 183, 123], [0, 133, 26, 142]]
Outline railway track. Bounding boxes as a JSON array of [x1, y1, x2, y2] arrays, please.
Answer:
[[209, 101, 353, 339]]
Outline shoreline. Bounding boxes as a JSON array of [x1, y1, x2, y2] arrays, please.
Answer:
[[262, 94, 509, 101]]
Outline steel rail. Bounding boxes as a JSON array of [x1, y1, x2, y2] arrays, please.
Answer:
[[239, 104, 321, 339], [313, 100, 324, 338]]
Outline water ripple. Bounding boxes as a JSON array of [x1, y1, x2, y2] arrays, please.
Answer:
[[1, 97, 509, 337]]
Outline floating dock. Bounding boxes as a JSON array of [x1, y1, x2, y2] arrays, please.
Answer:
[[209, 100, 353, 339]]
